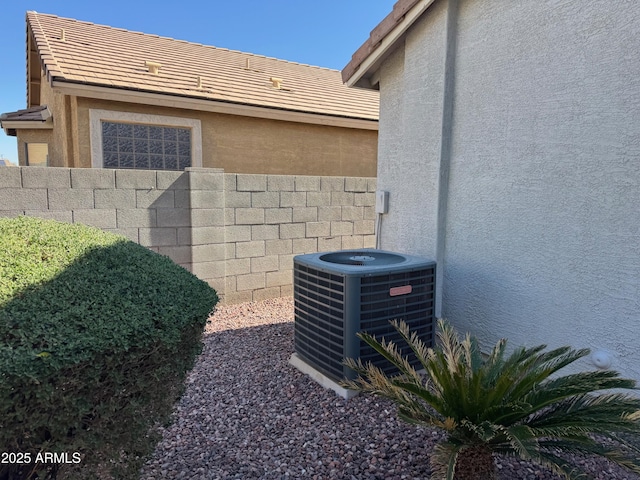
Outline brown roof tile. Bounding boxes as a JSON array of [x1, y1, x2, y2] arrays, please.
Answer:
[[27, 12, 379, 121], [341, 0, 421, 85], [0, 105, 51, 121]]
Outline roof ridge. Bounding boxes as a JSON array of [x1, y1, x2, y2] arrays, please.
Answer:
[[29, 11, 341, 73]]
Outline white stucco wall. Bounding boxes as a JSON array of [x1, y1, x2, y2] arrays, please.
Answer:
[[377, 0, 449, 261], [377, 0, 640, 380]]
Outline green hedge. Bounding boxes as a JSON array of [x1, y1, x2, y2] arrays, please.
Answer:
[[0, 216, 219, 479]]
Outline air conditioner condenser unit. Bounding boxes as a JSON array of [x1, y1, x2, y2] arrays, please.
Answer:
[[292, 249, 436, 387]]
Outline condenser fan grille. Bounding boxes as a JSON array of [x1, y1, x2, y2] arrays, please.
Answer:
[[319, 251, 405, 266]]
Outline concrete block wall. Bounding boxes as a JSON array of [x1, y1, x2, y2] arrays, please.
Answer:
[[222, 173, 376, 303], [0, 167, 205, 272], [0, 167, 375, 303]]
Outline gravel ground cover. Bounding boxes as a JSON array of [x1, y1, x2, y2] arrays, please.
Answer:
[[139, 297, 640, 480]]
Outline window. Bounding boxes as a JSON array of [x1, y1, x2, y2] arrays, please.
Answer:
[[26, 143, 48, 166], [101, 122, 191, 170], [89, 110, 202, 170]]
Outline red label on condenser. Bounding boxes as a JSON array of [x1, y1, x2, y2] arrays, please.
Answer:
[[389, 285, 412, 296]]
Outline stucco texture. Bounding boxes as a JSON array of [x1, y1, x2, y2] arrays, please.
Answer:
[[377, 0, 640, 380], [62, 97, 377, 177], [16, 130, 53, 166], [377, 0, 449, 259]]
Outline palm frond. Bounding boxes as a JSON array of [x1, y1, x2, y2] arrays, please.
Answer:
[[343, 319, 640, 479], [392, 379, 448, 415], [606, 433, 640, 473], [389, 319, 433, 373], [342, 358, 442, 424], [457, 419, 500, 443], [483, 337, 507, 381], [431, 441, 464, 480], [355, 329, 422, 382], [396, 404, 449, 429], [342, 358, 408, 398], [436, 319, 466, 376], [500, 346, 588, 403], [526, 370, 638, 412], [498, 424, 541, 461], [526, 392, 640, 432], [537, 437, 640, 475]]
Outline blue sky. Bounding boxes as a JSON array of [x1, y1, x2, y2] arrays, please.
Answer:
[[0, 1, 394, 164]]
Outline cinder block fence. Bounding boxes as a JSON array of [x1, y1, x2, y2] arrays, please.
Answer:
[[0, 167, 376, 303]]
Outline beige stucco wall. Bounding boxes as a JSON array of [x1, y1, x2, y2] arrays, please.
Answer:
[[23, 66, 377, 174], [68, 97, 377, 176], [16, 129, 54, 166], [34, 72, 77, 168]]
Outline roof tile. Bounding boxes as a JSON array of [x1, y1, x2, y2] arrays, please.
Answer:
[[27, 12, 378, 121], [1, 105, 51, 121], [341, 0, 421, 84]]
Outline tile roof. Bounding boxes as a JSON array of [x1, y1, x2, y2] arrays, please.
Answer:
[[341, 0, 422, 86], [27, 12, 379, 121], [0, 105, 51, 122], [0, 105, 53, 135]]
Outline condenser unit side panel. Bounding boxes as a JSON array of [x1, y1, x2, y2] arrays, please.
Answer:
[[293, 262, 347, 382]]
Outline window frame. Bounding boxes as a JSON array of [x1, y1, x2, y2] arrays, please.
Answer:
[[89, 110, 202, 169], [25, 142, 49, 167]]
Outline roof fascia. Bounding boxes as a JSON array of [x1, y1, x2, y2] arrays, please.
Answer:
[[27, 21, 35, 107], [1, 120, 53, 130], [51, 81, 378, 131], [1, 120, 53, 136], [345, 0, 436, 90]]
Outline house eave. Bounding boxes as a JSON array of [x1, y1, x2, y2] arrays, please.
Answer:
[[0, 105, 53, 136], [342, 0, 436, 90], [51, 80, 379, 131], [1, 120, 53, 134]]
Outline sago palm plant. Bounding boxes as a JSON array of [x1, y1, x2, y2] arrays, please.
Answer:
[[342, 319, 640, 480]]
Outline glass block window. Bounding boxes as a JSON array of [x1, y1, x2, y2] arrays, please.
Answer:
[[101, 121, 191, 170]]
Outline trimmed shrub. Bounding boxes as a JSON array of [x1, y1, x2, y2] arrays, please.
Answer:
[[0, 216, 219, 479]]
